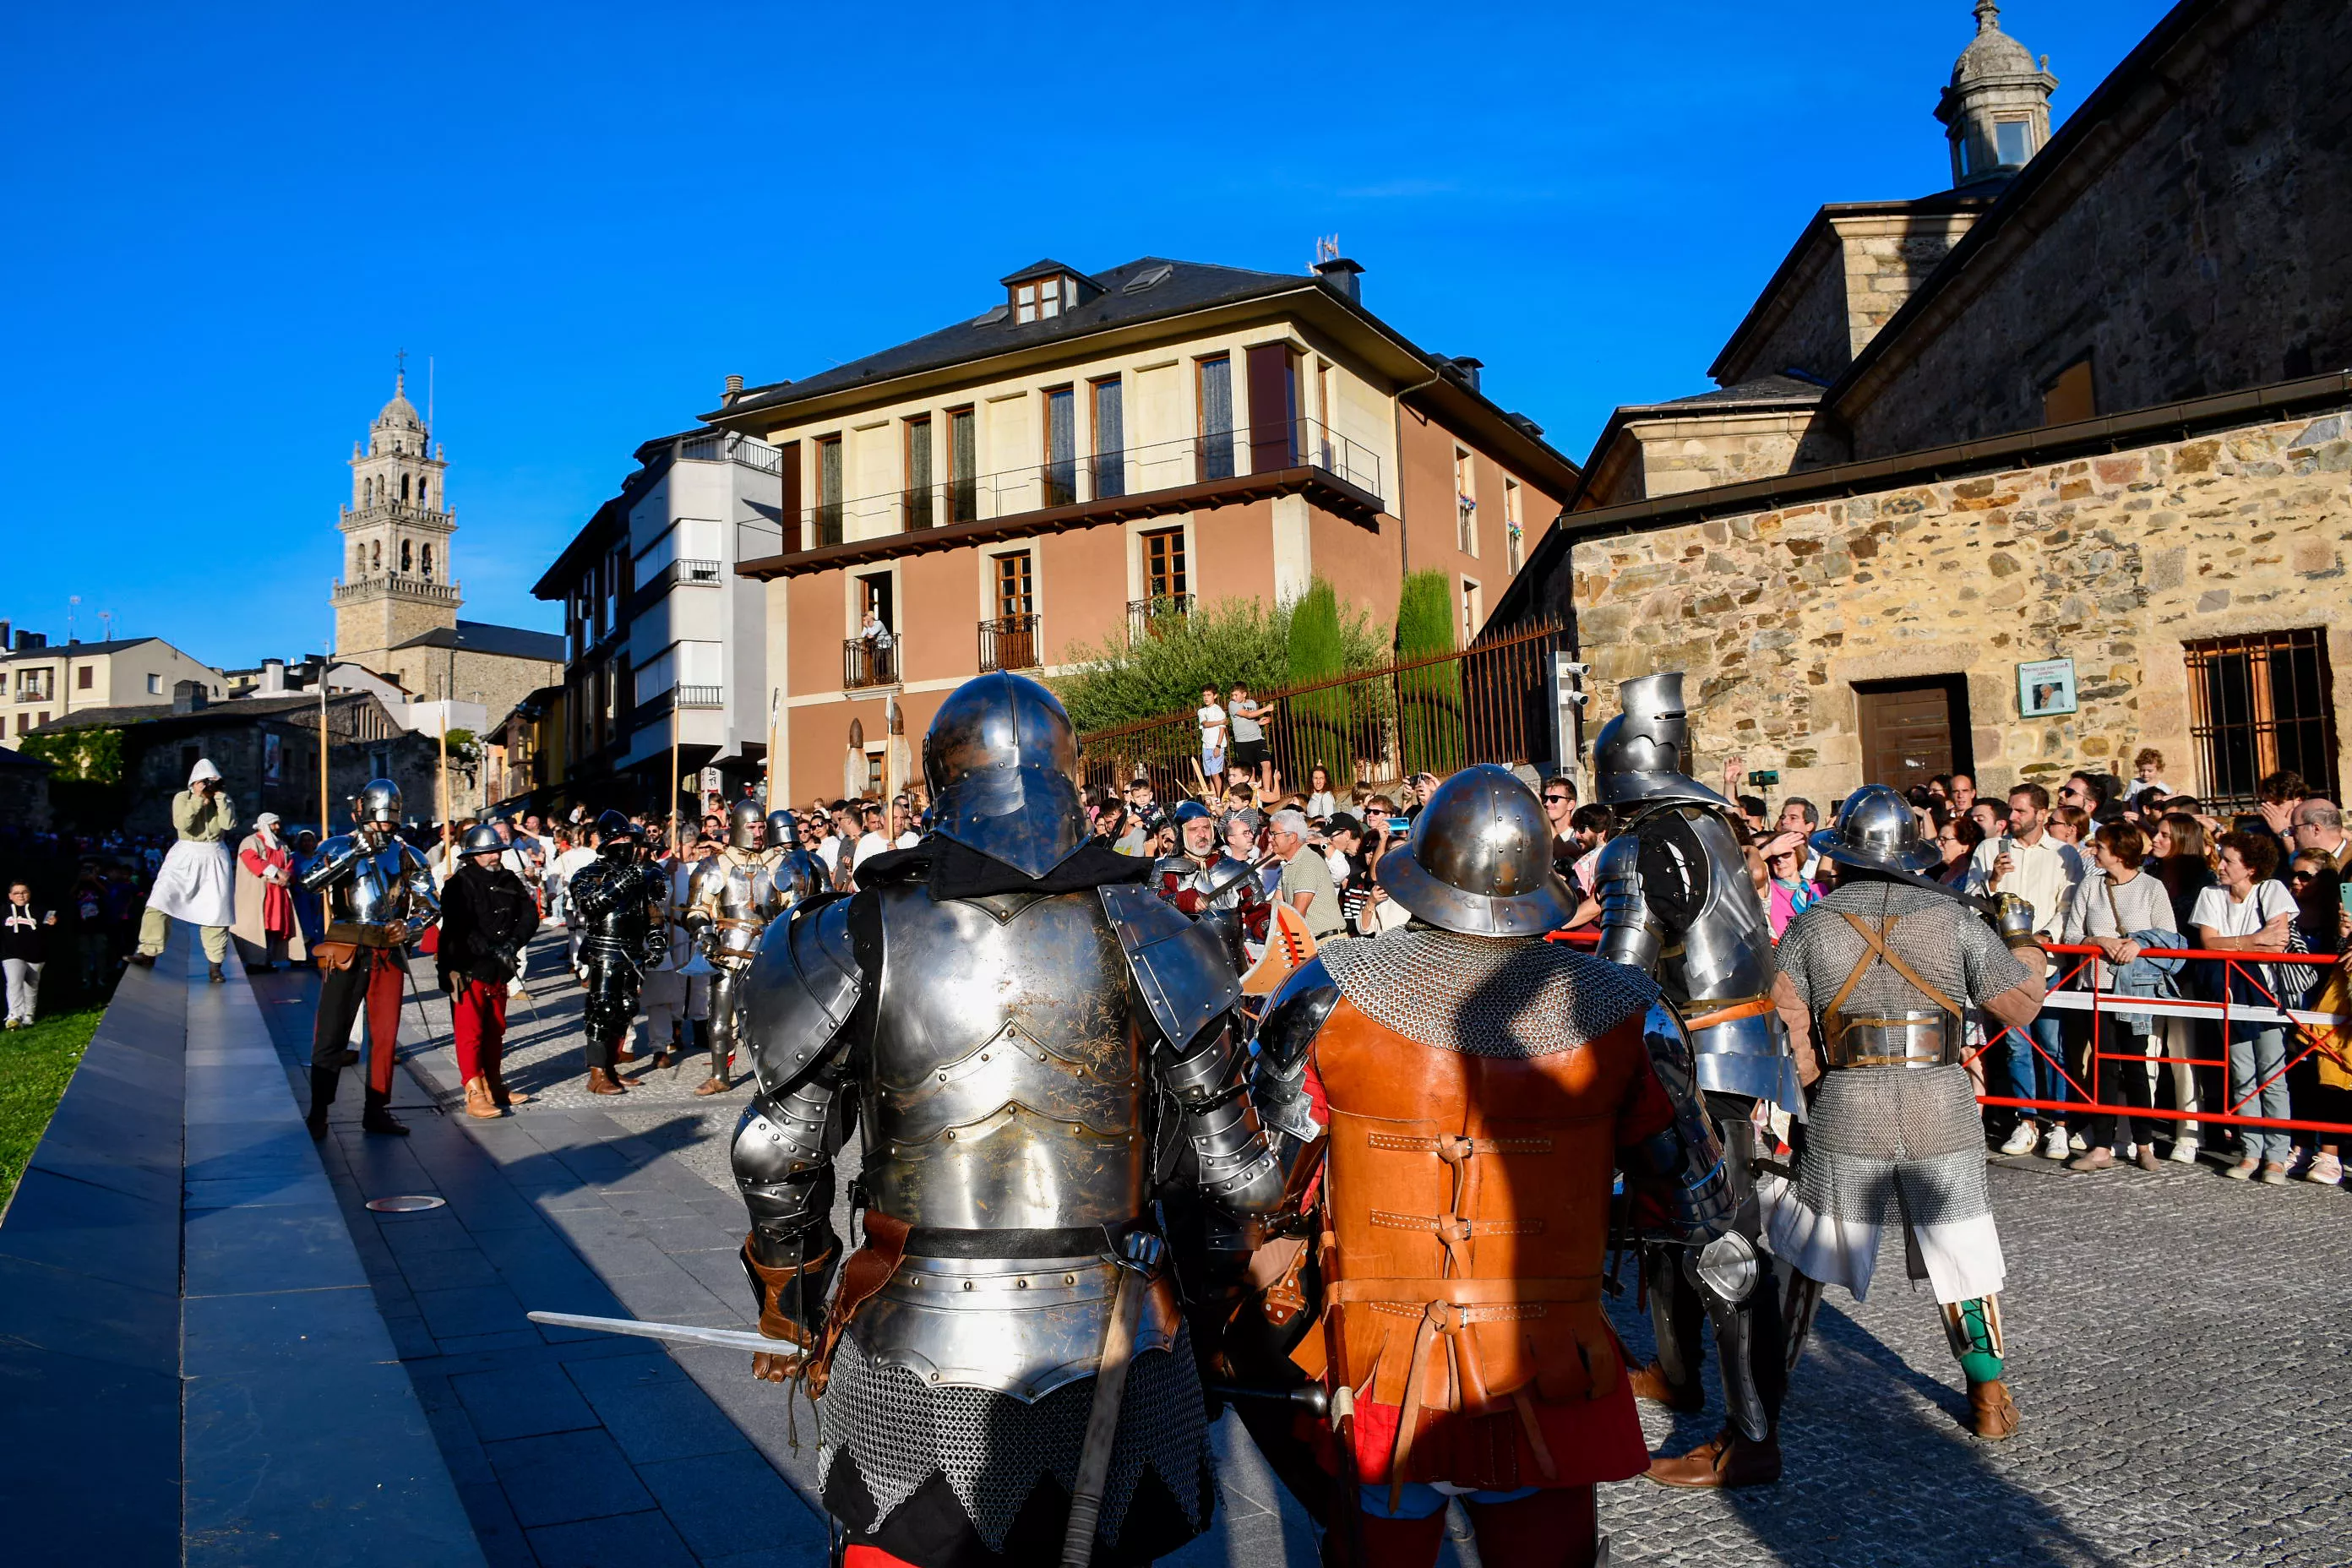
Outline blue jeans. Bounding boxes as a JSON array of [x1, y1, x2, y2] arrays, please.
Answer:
[[2004, 1012, 2068, 1122], [2227, 1023, 2295, 1162], [1360, 1482, 1538, 1518]]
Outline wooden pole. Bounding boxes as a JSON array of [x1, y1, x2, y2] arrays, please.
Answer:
[[765, 688, 778, 811], [669, 705, 683, 855], [438, 708, 451, 869], [318, 645, 332, 938]]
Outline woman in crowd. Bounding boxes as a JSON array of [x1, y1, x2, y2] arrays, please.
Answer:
[[2286, 848, 2343, 1184], [2066, 822, 2181, 1172], [1936, 810, 1985, 890], [2192, 831, 2299, 1184], [1761, 830, 1821, 940], [2151, 814, 2219, 1162], [1304, 763, 1337, 822]]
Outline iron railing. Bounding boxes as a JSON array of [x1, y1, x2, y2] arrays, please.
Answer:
[[674, 431, 784, 475], [1077, 618, 1566, 800], [1127, 595, 1194, 643], [675, 685, 724, 709], [844, 640, 898, 690], [979, 614, 1041, 674], [738, 418, 1384, 558], [2184, 628, 2338, 809]]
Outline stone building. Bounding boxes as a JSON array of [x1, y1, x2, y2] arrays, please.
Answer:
[[1495, 0, 2352, 810], [330, 373, 563, 731]]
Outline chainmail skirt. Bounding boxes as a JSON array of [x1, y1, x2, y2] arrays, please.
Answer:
[[818, 1322, 1215, 1561], [1760, 1064, 2005, 1304]]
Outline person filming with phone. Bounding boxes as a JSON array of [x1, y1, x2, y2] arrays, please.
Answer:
[[1967, 783, 2080, 1160]]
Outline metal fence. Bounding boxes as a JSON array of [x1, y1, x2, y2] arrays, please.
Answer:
[[1076, 618, 1565, 800]]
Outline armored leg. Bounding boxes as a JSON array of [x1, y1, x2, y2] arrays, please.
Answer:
[[700, 966, 741, 1093]]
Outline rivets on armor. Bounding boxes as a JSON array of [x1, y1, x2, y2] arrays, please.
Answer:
[[946, 1130, 957, 1141], [1015, 1277, 1028, 1289], [1064, 1274, 1076, 1285], [961, 1280, 974, 1291], [980, 1052, 989, 1062]]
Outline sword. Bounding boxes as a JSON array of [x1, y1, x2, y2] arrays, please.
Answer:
[[526, 1309, 784, 1356], [1061, 1232, 1162, 1568]]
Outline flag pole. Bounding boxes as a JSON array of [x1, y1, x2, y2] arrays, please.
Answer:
[[318, 638, 333, 939], [670, 705, 683, 853]]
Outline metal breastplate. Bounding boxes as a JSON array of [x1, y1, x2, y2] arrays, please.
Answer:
[[860, 885, 1145, 1235], [1658, 811, 1797, 1108], [708, 852, 777, 964], [328, 841, 416, 941], [851, 884, 1162, 1402]]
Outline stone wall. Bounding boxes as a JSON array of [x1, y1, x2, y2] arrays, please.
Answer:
[[1567, 410, 2352, 805], [1620, 411, 1820, 504], [1838, 0, 2352, 458]]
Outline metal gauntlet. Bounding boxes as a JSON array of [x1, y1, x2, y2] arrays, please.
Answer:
[[1990, 892, 2040, 950], [1621, 1001, 1737, 1244], [732, 1085, 843, 1345], [1158, 1026, 1284, 1217], [1594, 833, 1663, 974]]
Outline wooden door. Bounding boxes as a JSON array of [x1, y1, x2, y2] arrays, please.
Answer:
[[1855, 679, 1964, 792]]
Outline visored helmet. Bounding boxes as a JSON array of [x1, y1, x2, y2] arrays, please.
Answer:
[[727, 798, 765, 850], [1592, 672, 1731, 809], [596, 809, 640, 861], [460, 823, 504, 857], [922, 672, 1087, 879], [1375, 765, 1573, 937], [1810, 783, 1946, 887], [356, 778, 402, 828], [766, 808, 796, 847]]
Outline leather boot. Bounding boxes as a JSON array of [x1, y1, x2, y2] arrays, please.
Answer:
[[304, 1067, 340, 1141], [361, 1086, 410, 1136], [487, 1061, 529, 1108], [207, 962, 226, 984], [1627, 1359, 1706, 1414], [128, 951, 156, 967], [1645, 1427, 1783, 1489], [1968, 1379, 2020, 1440], [587, 1066, 628, 1095], [463, 1076, 501, 1119]]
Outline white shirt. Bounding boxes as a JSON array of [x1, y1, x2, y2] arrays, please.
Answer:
[[1197, 705, 1227, 751], [894, 830, 921, 850], [1966, 832, 2075, 936], [851, 831, 890, 872], [2191, 879, 2300, 991], [1306, 790, 1337, 819], [1325, 847, 1351, 884]]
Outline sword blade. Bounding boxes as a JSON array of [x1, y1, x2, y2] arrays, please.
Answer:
[[527, 1309, 780, 1355]]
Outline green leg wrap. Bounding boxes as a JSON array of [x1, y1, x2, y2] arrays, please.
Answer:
[[1941, 1294, 2005, 1382]]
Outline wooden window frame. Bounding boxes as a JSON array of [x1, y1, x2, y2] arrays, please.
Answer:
[[2183, 629, 2341, 808], [994, 548, 1036, 620], [902, 416, 934, 531], [947, 406, 977, 524], [1142, 526, 1187, 602], [1455, 448, 1478, 557]]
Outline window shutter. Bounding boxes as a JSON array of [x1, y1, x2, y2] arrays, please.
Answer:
[[1245, 342, 1297, 474]]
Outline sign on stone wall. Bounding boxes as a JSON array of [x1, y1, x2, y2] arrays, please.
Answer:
[[2017, 658, 2077, 719]]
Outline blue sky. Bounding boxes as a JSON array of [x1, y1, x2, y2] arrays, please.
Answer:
[[0, 1, 2171, 668]]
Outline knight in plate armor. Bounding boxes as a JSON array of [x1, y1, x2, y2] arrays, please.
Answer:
[[1152, 799, 1267, 968], [568, 810, 669, 1096], [1586, 672, 1803, 1489], [1248, 765, 1739, 1568], [301, 779, 438, 1140], [683, 799, 822, 1097], [1764, 785, 2047, 1444], [729, 672, 1287, 1567]]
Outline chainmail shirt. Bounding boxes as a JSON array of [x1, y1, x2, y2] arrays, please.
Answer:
[[1775, 880, 2025, 1023], [819, 1324, 1212, 1552], [1317, 928, 1658, 1057]]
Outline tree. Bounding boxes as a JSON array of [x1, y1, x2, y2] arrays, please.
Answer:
[[1053, 583, 1386, 735], [22, 726, 123, 785], [1393, 570, 1465, 774]]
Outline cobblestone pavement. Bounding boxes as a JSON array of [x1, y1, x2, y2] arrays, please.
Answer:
[[351, 930, 2350, 1565]]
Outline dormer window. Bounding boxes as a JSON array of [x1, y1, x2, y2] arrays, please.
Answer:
[[1012, 276, 1068, 324]]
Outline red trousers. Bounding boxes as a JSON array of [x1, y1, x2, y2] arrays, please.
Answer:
[[451, 980, 508, 1083], [1356, 1485, 1599, 1568], [314, 947, 406, 1095]]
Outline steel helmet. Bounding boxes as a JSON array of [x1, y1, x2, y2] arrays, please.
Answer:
[[922, 672, 1087, 879], [1809, 783, 1944, 884], [766, 808, 796, 847], [1375, 765, 1574, 936], [1592, 673, 1732, 809], [356, 778, 402, 828], [727, 797, 765, 850]]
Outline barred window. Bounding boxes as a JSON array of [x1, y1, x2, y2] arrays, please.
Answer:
[[2184, 629, 2338, 809]]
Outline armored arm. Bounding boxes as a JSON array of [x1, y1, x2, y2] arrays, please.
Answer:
[[1101, 885, 1285, 1220], [299, 833, 368, 893], [732, 898, 863, 1361], [1594, 831, 1663, 973], [1252, 958, 1339, 1151], [682, 857, 722, 940], [1617, 1000, 1736, 1245]]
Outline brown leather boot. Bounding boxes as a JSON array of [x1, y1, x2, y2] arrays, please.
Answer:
[[586, 1067, 628, 1095], [1645, 1428, 1783, 1489], [487, 1064, 530, 1107], [694, 1075, 730, 1097], [1968, 1379, 2020, 1440], [1627, 1359, 1706, 1414], [463, 1076, 501, 1119]]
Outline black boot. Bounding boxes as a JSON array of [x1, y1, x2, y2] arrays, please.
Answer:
[[362, 1086, 410, 1136], [305, 1068, 340, 1141], [207, 962, 226, 984]]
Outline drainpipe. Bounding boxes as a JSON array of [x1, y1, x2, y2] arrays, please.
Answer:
[[1388, 359, 1449, 652]]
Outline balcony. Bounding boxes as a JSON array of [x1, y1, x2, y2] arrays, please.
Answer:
[[675, 685, 723, 709], [333, 574, 464, 606], [738, 418, 1386, 569], [672, 431, 785, 476], [1127, 595, 1193, 643], [843, 640, 898, 691], [977, 614, 1040, 674]]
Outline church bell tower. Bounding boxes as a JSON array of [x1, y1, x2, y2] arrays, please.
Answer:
[[1936, 2, 2058, 190], [333, 366, 460, 672]]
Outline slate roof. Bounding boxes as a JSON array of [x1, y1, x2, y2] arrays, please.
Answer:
[[28, 692, 357, 735], [391, 621, 565, 662], [1626, 374, 1828, 414], [721, 257, 1315, 417], [0, 636, 163, 662]]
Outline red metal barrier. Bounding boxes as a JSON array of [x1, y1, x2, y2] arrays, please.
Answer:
[[1970, 942, 2352, 1138]]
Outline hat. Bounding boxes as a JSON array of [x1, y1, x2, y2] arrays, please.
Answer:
[[253, 811, 282, 830], [1326, 813, 1364, 838]]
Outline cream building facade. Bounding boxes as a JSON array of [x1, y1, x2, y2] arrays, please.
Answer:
[[0, 635, 226, 749]]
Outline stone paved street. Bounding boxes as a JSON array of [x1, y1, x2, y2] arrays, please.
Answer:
[[272, 928, 2352, 1566]]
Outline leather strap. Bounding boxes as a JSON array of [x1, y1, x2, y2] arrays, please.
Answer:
[[1683, 994, 1776, 1032], [1822, 912, 1966, 1047], [1390, 1300, 1458, 1512], [806, 1211, 911, 1397], [1367, 1133, 1552, 1155], [1328, 1276, 1603, 1305]]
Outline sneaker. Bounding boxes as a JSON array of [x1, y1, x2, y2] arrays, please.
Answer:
[[2304, 1152, 2343, 1186], [2168, 1138, 2202, 1165], [2259, 1161, 2291, 1186], [2222, 1157, 2258, 1181], [2042, 1125, 2071, 1160], [2068, 1130, 2089, 1154], [2001, 1123, 2041, 1157]]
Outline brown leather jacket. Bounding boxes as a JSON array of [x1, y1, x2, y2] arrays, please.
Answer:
[[1293, 993, 1674, 1492]]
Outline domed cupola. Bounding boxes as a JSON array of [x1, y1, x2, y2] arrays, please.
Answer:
[[1935, 2, 2058, 189]]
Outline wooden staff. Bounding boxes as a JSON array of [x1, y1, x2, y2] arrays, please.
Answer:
[[437, 709, 452, 866], [765, 687, 778, 809], [317, 645, 332, 935], [669, 705, 682, 853]]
